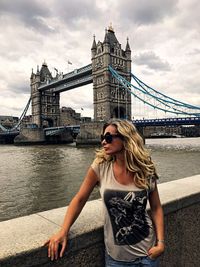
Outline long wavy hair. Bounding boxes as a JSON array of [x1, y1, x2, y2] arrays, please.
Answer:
[[95, 119, 158, 189]]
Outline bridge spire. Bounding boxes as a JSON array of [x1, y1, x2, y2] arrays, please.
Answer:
[[108, 22, 114, 32], [126, 37, 131, 52], [36, 65, 40, 75], [103, 28, 109, 44], [91, 34, 97, 50]]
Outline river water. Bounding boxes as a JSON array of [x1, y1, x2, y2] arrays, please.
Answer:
[[1, 137, 200, 222]]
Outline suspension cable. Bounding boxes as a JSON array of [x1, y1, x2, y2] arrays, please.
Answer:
[[108, 65, 200, 117]]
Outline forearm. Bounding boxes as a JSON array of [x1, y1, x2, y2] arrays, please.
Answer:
[[151, 205, 164, 242], [60, 195, 87, 236], [58, 167, 98, 237]]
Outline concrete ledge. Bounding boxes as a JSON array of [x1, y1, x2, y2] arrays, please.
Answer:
[[157, 175, 200, 214], [0, 175, 200, 266]]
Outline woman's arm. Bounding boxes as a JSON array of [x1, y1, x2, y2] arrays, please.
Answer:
[[44, 167, 99, 261], [148, 182, 165, 258]]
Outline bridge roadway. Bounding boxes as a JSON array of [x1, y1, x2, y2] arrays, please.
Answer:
[[44, 125, 80, 136], [1, 117, 199, 138], [44, 117, 200, 137], [133, 116, 200, 127], [38, 64, 92, 92]]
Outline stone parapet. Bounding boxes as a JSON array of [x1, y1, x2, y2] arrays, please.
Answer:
[[0, 175, 200, 267]]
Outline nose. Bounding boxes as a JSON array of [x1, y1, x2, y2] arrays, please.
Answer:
[[101, 138, 106, 145]]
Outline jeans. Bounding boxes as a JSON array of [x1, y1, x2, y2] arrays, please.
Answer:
[[105, 252, 159, 267]]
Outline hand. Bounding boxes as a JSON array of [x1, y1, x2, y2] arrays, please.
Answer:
[[43, 230, 67, 261], [148, 243, 165, 259]]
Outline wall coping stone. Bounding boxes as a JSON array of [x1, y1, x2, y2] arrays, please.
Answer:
[[0, 175, 200, 264]]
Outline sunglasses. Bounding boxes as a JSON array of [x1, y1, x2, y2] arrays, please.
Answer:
[[100, 132, 123, 143]]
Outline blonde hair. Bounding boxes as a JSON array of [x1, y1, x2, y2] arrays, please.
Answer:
[[95, 119, 158, 189]]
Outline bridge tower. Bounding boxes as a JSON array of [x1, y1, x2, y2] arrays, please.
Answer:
[[30, 62, 60, 127], [91, 26, 132, 121]]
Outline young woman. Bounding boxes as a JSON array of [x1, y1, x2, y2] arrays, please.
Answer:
[[44, 119, 164, 266]]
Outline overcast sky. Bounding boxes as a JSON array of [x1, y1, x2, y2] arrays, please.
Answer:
[[0, 0, 200, 119]]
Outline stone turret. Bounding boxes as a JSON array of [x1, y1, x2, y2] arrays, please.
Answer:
[[40, 61, 53, 82], [91, 26, 132, 121], [30, 62, 60, 128]]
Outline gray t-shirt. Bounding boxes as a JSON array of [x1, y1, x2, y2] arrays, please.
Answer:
[[91, 160, 157, 262]]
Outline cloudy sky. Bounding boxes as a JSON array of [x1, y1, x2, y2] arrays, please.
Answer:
[[0, 0, 200, 119]]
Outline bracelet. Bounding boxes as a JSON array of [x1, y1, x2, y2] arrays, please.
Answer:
[[157, 239, 165, 243]]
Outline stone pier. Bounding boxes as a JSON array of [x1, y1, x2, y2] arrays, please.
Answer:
[[14, 127, 73, 145]]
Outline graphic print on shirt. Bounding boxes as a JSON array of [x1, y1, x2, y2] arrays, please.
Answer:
[[104, 189, 149, 245]]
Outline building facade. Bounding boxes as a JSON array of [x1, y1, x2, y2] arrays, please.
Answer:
[[30, 62, 60, 128], [91, 26, 132, 121], [60, 107, 81, 126], [0, 116, 19, 130]]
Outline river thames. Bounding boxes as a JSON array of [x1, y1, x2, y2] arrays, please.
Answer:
[[1, 137, 200, 222]]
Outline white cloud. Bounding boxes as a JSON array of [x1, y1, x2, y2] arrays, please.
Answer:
[[134, 51, 171, 71]]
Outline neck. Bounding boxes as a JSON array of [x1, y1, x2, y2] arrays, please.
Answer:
[[115, 152, 125, 166]]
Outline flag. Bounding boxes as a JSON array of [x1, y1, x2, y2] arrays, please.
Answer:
[[67, 60, 72, 65]]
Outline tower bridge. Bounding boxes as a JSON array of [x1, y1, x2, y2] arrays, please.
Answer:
[[30, 25, 132, 129], [1, 26, 200, 144]]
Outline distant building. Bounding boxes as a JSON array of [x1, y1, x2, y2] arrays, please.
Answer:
[[80, 117, 92, 123], [0, 116, 19, 129], [60, 107, 81, 125], [22, 115, 32, 124]]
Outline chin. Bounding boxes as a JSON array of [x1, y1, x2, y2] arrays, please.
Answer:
[[105, 150, 116, 156], [104, 149, 112, 155]]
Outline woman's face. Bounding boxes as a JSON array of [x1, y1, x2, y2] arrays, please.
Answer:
[[101, 125, 124, 156]]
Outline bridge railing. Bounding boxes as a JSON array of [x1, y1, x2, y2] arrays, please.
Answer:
[[133, 116, 200, 126]]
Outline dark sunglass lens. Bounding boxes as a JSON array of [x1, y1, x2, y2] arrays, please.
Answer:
[[105, 134, 112, 143]]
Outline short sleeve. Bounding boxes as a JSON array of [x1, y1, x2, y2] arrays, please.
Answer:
[[91, 160, 100, 179], [148, 174, 158, 193]]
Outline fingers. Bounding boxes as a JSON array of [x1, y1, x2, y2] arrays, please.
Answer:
[[48, 242, 52, 259], [148, 245, 164, 259], [148, 248, 153, 254], [47, 239, 67, 261], [54, 242, 59, 260], [45, 232, 67, 261], [60, 239, 67, 258], [48, 241, 57, 261]]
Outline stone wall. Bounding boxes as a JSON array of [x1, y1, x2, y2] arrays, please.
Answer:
[[14, 128, 45, 144], [76, 121, 105, 146], [0, 175, 200, 267]]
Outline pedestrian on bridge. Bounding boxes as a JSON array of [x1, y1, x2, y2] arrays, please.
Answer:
[[44, 119, 164, 266]]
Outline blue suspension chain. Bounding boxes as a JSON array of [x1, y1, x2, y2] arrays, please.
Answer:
[[108, 65, 200, 116]]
